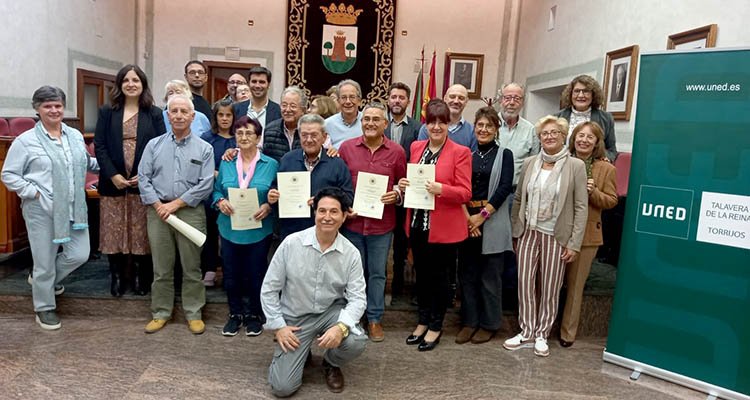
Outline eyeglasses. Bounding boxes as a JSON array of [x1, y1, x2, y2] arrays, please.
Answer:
[[339, 95, 359, 102], [227, 80, 245, 85], [573, 88, 592, 95], [362, 116, 384, 123], [281, 103, 300, 110], [540, 129, 562, 137], [187, 70, 206, 76], [501, 95, 523, 103], [235, 131, 257, 138], [475, 122, 497, 131], [300, 133, 321, 140]]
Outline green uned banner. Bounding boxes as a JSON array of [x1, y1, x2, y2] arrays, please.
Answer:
[[606, 48, 750, 396]]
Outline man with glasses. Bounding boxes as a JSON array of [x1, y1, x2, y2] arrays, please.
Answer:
[[233, 66, 282, 148], [497, 83, 539, 191], [496, 82, 539, 305], [267, 114, 353, 238], [338, 102, 406, 342], [325, 79, 363, 149], [184, 60, 213, 123], [263, 86, 307, 162], [219, 73, 247, 104]]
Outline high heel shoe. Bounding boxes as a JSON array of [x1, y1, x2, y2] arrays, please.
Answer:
[[406, 330, 427, 345], [418, 331, 442, 352]]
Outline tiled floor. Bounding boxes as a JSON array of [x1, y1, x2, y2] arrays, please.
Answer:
[[0, 316, 704, 400]]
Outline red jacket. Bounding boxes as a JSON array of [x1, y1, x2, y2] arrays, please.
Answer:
[[405, 138, 472, 243]]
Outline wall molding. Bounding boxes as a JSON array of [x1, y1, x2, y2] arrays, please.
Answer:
[[525, 58, 603, 91]]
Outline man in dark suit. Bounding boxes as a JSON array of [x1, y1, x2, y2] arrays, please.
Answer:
[[384, 82, 421, 297], [232, 66, 281, 150]]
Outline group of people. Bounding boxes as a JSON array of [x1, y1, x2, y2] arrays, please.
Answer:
[[1, 61, 619, 395]]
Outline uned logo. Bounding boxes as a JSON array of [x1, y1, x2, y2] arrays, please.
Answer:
[[635, 185, 693, 239], [641, 203, 687, 221]]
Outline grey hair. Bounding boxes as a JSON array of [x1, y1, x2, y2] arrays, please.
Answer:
[[336, 79, 362, 98], [167, 93, 195, 112], [362, 101, 387, 116], [297, 113, 326, 133], [32, 86, 66, 109], [163, 79, 194, 103], [499, 82, 525, 96], [281, 85, 309, 109]]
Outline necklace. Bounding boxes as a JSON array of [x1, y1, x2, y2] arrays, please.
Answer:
[[475, 148, 493, 159]]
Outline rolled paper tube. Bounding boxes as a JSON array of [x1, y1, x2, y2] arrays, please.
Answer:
[[165, 214, 207, 247]]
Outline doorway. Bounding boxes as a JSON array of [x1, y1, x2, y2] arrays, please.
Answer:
[[203, 61, 259, 103]]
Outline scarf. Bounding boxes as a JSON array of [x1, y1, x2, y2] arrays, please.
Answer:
[[527, 147, 568, 226], [568, 107, 592, 139], [236, 150, 261, 189], [33, 122, 89, 243]]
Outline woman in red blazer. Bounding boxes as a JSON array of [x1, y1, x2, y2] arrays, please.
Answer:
[[398, 99, 472, 351]]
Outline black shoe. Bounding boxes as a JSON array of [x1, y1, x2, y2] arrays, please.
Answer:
[[108, 255, 124, 297], [222, 314, 243, 336], [418, 331, 442, 352], [35, 310, 61, 330], [245, 315, 263, 336], [406, 331, 427, 345], [559, 338, 574, 348]]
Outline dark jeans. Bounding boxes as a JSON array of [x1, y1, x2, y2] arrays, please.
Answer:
[[410, 228, 455, 332], [201, 204, 220, 274], [391, 207, 408, 295], [220, 236, 272, 317], [458, 237, 505, 330]]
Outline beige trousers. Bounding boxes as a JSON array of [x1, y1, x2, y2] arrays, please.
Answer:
[[560, 245, 599, 342]]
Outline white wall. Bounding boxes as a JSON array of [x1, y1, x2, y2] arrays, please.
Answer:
[[144, 0, 509, 116], [0, 0, 135, 117], [513, 0, 750, 153]]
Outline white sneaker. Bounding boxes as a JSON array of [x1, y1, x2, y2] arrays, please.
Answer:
[[503, 333, 533, 350], [534, 337, 550, 357]]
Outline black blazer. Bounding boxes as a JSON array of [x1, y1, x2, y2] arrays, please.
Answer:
[[232, 99, 282, 126], [94, 104, 166, 196], [385, 115, 421, 161]]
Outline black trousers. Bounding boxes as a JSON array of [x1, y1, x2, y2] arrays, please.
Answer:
[[410, 228, 456, 332], [201, 203, 220, 275], [391, 207, 408, 295], [458, 237, 505, 330]]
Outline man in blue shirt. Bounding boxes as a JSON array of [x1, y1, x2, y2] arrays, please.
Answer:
[[324, 79, 363, 149], [417, 84, 477, 151], [138, 94, 215, 335]]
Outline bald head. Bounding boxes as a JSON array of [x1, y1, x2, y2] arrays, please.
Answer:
[[443, 84, 469, 121]]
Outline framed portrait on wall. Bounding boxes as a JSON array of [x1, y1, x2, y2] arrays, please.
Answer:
[[667, 24, 718, 50], [444, 52, 484, 99], [603, 45, 639, 121]]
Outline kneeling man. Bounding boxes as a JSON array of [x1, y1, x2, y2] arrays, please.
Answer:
[[261, 187, 366, 397]]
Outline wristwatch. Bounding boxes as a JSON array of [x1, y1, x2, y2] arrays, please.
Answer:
[[480, 208, 491, 219], [336, 322, 349, 338]]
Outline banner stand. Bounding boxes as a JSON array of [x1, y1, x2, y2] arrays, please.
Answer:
[[603, 48, 750, 400], [603, 351, 750, 400]]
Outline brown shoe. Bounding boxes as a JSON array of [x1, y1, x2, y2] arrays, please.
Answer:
[[368, 322, 384, 342], [455, 326, 477, 344], [470, 328, 495, 344], [323, 359, 344, 393]]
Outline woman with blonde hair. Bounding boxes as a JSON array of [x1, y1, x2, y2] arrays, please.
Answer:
[[502, 115, 587, 357]]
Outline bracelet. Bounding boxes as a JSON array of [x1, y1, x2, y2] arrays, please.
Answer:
[[480, 208, 491, 219]]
